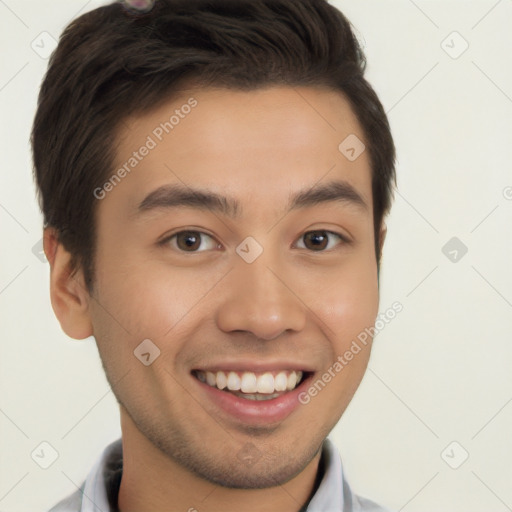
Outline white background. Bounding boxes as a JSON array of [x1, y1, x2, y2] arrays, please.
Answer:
[[1, 1, 511, 510]]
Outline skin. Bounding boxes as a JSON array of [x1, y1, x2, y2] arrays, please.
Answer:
[[44, 86, 386, 512]]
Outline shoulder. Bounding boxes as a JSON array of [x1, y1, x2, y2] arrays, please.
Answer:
[[341, 461, 394, 512], [46, 437, 122, 512], [351, 492, 395, 512], [323, 437, 395, 512], [46, 483, 84, 512]]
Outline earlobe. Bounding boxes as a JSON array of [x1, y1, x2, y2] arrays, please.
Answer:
[[44, 227, 94, 340]]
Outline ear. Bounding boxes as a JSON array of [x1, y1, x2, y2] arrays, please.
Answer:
[[378, 221, 387, 262], [43, 227, 94, 340], [376, 221, 387, 284]]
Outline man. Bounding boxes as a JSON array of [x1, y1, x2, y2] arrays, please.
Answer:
[[32, 0, 396, 510]]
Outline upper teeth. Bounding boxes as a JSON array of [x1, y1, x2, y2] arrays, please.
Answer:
[[195, 370, 304, 394]]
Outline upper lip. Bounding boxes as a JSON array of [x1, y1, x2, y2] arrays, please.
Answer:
[[192, 359, 315, 373]]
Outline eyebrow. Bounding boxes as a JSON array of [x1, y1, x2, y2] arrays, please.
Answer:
[[136, 180, 368, 219]]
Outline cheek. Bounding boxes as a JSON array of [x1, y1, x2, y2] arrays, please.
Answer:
[[299, 263, 378, 425], [88, 265, 203, 396], [93, 256, 222, 342], [314, 257, 379, 347]]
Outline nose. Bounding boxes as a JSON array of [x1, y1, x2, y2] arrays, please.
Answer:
[[215, 251, 306, 341]]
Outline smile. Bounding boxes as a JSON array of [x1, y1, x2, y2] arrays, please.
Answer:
[[192, 369, 306, 401]]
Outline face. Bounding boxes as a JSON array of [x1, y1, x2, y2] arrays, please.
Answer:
[[84, 86, 381, 488]]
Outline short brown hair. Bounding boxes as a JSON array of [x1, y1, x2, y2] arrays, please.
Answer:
[[32, 0, 396, 291]]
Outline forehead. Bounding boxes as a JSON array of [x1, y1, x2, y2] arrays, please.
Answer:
[[107, 86, 372, 220]]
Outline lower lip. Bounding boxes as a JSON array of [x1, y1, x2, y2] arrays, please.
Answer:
[[193, 373, 312, 425]]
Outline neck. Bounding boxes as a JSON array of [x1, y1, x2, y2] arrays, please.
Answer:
[[117, 410, 323, 512]]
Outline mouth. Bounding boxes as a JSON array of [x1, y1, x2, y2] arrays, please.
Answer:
[[192, 369, 309, 401]]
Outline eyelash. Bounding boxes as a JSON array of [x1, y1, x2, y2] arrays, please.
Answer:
[[158, 229, 351, 253]]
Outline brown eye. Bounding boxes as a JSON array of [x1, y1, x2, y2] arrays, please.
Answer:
[[298, 230, 345, 251], [176, 231, 201, 251], [164, 230, 219, 252]]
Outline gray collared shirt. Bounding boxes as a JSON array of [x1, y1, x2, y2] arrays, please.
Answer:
[[48, 437, 392, 512]]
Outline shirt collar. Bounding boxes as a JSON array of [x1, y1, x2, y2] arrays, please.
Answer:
[[306, 437, 345, 511]]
